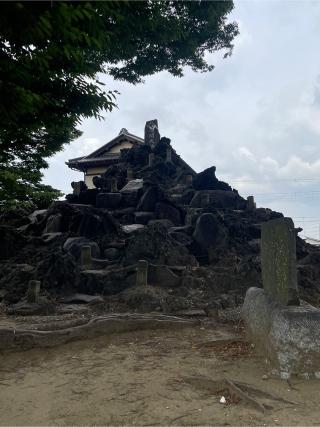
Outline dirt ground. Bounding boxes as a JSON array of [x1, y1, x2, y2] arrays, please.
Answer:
[[0, 321, 320, 426]]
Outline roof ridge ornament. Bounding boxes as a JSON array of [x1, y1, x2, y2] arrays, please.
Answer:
[[119, 128, 129, 135]]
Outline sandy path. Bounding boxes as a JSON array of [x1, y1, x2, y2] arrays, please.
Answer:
[[0, 324, 319, 426]]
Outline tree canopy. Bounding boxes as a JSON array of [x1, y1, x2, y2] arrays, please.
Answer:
[[0, 0, 238, 209]]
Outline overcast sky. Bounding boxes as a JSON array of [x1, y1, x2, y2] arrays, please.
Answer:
[[44, 0, 320, 239]]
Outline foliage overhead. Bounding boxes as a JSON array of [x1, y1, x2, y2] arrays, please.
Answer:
[[0, 0, 238, 208]]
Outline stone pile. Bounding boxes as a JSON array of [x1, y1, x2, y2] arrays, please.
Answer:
[[1, 120, 320, 314]]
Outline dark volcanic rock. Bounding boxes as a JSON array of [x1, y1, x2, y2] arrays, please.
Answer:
[[190, 190, 245, 209], [66, 188, 98, 205], [103, 247, 120, 261], [63, 237, 100, 259], [123, 223, 197, 267], [134, 211, 155, 225], [80, 267, 135, 295], [76, 213, 105, 238], [155, 202, 181, 226], [36, 252, 81, 295], [169, 225, 194, 235], [75, 210, 119, 238], [0, 207, 32, 228], [2, 121, 320, 313], [96, 192, 122, 209], [148, 219, 174, 229], [149, 264, 181, 288], [0, 226, 27, 260], [137, 186, 159, 211], [193, 213, 228, 250], [44, 213, 62, 233], [180, 188, 196, 205], [0, 263, 34, 304], [193, 166, 232, 191], [169, 231, 193, 246]]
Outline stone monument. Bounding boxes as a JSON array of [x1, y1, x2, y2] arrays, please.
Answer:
[[261, 217, 299, 305], [144, 119, 160, 148], [242, 217, 320, 379]]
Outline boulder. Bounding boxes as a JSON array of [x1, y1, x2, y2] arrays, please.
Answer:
[[44, 213, 62, 233], [0, 264, 34, 304], [0, 207, 32, 228], [66, 188, 98, 205], [59, 293, 104, 304], [155, 202, 181, 226], [149, 264, 181, 288], [169, 231, 193, 246], [43, 202, 119, 236], [28, 209, 47, 223], [76, 214, 104, 237], [41, 232, 64, 244], [0, 226, 27, 260], [137, 186, 158, 211], [180, 188, 196, 205], [193, 166, 232, 191], [122, 224, 145, 234], [148, 219, 174, 229], [36, 252, 81, 295], [63, 237, 100, 259], [193, 213, 228, 250], [169, 225, 194, 235], [123, 223, 197, 267], [134, 211, 155, 225], [246, 223, 261, 239], [96, 192, 122, 209], [103, 247, 120, 261], [190, 190, 245, 209], [80, 267, 136, 295], [243, 287, 320, 379], [112, 207, 135, 224], [76, 210, 119, 237], [9, 297, 54, 316]]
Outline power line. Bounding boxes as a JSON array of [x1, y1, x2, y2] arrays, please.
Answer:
[[225, 177, 320, 184], [242, 190, 320, 196]]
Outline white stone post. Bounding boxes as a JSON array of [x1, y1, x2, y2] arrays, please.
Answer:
[[81, 245, 92, 267], [27, 280, 41, 303]]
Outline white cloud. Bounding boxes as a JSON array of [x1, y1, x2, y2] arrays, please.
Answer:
[[237, 146, 256, 162], [42, 0, 320, 237], [77, 138, 102, 157]]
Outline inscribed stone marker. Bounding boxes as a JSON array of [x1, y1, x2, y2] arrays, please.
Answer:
[[261, 217, 299, 306], [144, 119, 160, 148]]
